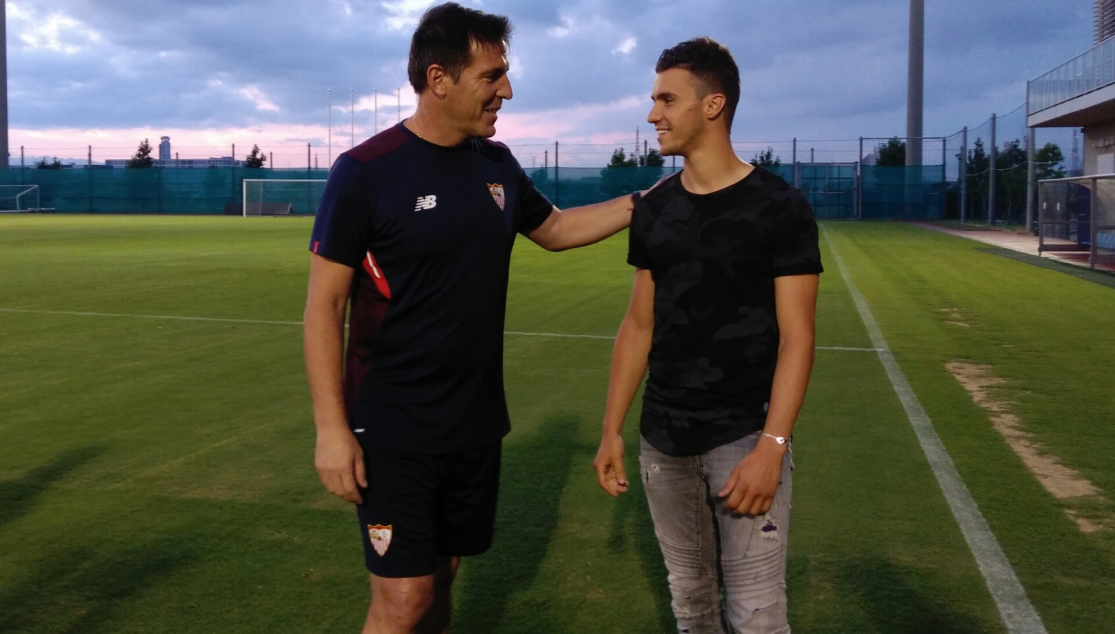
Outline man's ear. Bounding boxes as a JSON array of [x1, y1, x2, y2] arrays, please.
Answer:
[[426, 64, 449, 99], [705, 93, 727, 122]]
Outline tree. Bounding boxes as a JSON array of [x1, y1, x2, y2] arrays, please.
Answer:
[[1034, 143, 1065, 181], [964, 138, 990, 221], [244, 144, 267, 169], [641, 148, 665, 167], [126, 138, 154, 168], [752, 147, 781, 167], [35, 157, 63, 169], [607, 147, 637, 168], [995, 140, 1028, 223], [876, 138, 906, 167]]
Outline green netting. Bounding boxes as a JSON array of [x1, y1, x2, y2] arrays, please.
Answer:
[[0, 168, 328, 214], [797, 164, 855, 219], [861, 165, 946, 220], [528, 165, 682, 209], [0, 162, 947, 219]]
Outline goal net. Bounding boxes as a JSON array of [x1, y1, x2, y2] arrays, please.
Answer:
[[242, 179, 327, 217], [0, 185, 41, 212]]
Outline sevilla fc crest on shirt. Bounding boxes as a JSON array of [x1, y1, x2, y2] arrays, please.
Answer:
[[488, 183, 505, 211], [367, 524, 393, 556]]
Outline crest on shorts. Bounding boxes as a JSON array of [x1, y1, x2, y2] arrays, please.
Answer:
[[367, 524, 393, 556], [488, 183, 505, 211]]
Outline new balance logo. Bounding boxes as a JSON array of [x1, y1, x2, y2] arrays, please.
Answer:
[[414, 195, 437, 211]]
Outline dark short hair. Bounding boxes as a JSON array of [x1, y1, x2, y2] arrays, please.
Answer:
[[408, 3, 512, 93], [655, 37, 740, 130]]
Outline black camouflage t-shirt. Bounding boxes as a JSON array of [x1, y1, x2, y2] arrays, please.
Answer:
[[628, 166, 822, 456]]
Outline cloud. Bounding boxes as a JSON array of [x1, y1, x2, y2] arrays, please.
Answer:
[[613, 37, 636, 55], [9, 2, 102, 54], [239, 86, 281, 112], [382, 0, 435, 30], [2, 0, 1096, 163]]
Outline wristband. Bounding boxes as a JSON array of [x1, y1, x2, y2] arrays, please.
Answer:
[[761, 433, 787, 445]]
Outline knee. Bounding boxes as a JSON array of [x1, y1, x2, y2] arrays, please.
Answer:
[[666, 571, 721, 618], [372, 580, 437, 628], [726, 585, 788, 633]]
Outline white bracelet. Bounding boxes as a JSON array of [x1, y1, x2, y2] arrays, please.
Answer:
[[761, 433, 787, 445]]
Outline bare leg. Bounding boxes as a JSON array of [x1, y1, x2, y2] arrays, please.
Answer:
[[363, 557, 461, 634]]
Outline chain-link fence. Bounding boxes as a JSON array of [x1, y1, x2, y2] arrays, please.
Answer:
[[6, 113, 1073, 222]]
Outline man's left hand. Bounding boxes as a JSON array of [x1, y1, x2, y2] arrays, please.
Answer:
[[717, 437, 786, 516]]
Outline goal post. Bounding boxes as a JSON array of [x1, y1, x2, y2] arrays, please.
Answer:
[[0, 185, 41, 212], [242, 179, 327, 217]]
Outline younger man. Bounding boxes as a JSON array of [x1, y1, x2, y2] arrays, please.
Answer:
[[593, 38, 822, 633]]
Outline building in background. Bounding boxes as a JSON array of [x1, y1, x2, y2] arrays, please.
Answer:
[[1098, 0, 1115, 43], [1028, 1, 1115, 175], [159, 137, 171, 162], [104, 156, 242, 168]]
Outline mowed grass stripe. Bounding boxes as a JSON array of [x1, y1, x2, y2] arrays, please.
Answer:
[[0, 215, 1018, 632], [824, 222, 1115, 634], [821, 224, 1047, 634], [0, 306, 880, 350]]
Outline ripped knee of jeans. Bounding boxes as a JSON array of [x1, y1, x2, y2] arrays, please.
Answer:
[[730, 585, 788, 631]]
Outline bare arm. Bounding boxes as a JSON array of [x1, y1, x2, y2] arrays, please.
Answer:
[[304, 253, 367, 504], [527, 194, 635, 252], [719, 274, 818, 515], [593, 268, 655, 497]]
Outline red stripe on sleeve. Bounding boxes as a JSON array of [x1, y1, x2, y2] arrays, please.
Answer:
[[361, 251, 392, 300]]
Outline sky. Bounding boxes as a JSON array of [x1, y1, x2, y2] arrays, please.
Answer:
[[5, 0, 1094, 167]]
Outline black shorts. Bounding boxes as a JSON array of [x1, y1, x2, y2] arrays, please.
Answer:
[[355, 440, 502, 578]]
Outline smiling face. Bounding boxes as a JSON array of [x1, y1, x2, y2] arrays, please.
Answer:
[[440, 39, 513, 139], [647, 67, 728, 157]]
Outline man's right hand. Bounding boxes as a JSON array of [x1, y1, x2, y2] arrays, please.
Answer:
[[593, 432, 629, 497], [315, 425, 368, 504]]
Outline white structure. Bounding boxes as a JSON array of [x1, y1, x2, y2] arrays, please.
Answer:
[[1098, 0, 1115, 43], [104, 156, 242, 168], [1028, 4, 1115, 176], [159, 137, 171, 162]]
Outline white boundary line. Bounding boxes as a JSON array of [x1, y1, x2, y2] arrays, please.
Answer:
[[504, 330, 612, 340], [0, 307, 882, 350], [0, 308, 304, 326], [821, 225, 1047, 634]]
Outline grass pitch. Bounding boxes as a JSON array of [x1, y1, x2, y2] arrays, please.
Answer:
[[1, 216, 1113, 633]]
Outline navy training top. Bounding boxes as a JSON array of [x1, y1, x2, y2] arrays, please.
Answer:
[[309, 123, 554, 453], [628, 168, 822, 456]]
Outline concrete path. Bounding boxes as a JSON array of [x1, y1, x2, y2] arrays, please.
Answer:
[[909, 222, 1115, 273]]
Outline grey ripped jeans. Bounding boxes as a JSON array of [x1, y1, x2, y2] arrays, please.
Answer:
[[640, 433, 793, 634]]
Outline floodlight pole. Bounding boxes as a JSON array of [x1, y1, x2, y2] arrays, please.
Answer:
[[989, 113, 997, 225], [960, 126, 968, 223], [857, 137, 864, 219], [1026, 127, 1036, 232], [0, 1, 8, 169], [792, 138, 799, 188], [327, 89, 332, 170], [906, 0, 924, 167], [554, 141, 560, 207]]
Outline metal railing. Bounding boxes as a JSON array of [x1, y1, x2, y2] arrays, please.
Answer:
[[1028, 36, 1115, 115]]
